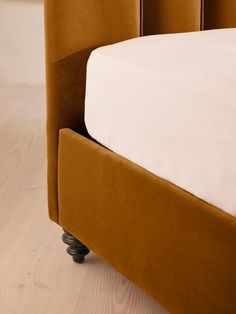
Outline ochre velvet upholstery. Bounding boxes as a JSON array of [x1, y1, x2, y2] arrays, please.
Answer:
[[44, 0, 140, 222], [58, 129, 236, 314], [142, 0, 236, 35], [142, 0, 202, 35], [45, 1, 236, 313], [203, 0, 236, 30], [45, 0, 236, 223]]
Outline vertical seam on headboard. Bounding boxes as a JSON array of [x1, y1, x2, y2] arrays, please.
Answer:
[[140, 0, 143, 36], [200, 0, 205, 30]]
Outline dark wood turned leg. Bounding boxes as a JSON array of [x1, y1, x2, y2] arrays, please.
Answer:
[[62, 230, 90, 263]]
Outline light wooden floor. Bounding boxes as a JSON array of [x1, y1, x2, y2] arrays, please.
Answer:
[[0, 81, 168, 314]]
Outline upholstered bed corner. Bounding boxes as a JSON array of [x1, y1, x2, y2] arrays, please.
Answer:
[[44, 0, 140, 223], [45, 1, 236, 313]]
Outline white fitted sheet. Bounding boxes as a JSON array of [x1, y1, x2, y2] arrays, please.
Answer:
[[85, 29, 236, 217]]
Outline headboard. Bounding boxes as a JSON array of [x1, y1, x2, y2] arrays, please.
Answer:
[[45, 0, 236, 223], [143, 0, 236, 35]]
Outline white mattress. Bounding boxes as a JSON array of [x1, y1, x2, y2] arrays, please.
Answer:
[[85, 29, 236, 217]]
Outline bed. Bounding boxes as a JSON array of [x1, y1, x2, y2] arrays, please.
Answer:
[[45, 1, 236, 313], [85, 28, 236, 217]]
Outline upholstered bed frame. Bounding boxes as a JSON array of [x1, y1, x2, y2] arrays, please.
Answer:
[[45, 1, 236, 313]]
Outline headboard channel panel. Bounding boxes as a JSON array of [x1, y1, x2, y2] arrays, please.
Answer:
[[142, 0, 202, 35], [45, 0, 140, 222]]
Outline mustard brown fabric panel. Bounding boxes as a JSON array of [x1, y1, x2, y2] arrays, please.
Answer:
[[142, 0, 202, 35], [203, 0, 236, 29], [58, 129, 236, 314], [44, 0, 140, 223]]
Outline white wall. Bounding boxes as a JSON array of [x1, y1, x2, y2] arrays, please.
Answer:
[[0, 0, 45, 84]]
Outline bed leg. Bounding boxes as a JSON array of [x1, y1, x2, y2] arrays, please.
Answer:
[[62, 230, 90, 263]]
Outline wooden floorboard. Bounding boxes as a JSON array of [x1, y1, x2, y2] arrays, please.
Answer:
[[0, 82, 168, 314]]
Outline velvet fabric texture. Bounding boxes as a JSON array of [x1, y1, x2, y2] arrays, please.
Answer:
[[45, 1, 236, 313], [142, 0, 202, 35], [142, 0, 236, 35], [45, 0, 236, 222], [45, 0, 140, 222], [58, 129, 236, 314]]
